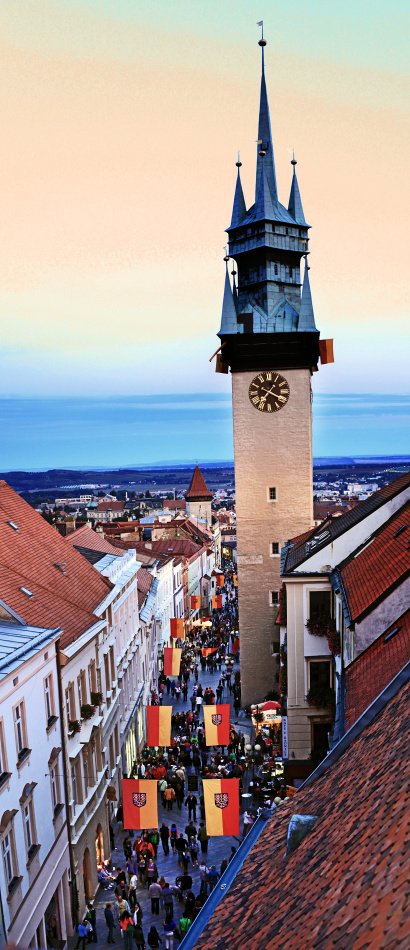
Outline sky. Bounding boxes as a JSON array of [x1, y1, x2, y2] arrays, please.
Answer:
[[0, 0, 409, 400]]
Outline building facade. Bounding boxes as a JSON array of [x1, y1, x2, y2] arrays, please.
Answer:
[[0, 623, 71, 948]]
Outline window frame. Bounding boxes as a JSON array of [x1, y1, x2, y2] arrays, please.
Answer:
[[308, 658, 333, 691], [270, 542, 280, 557], [44, 674, 55, 723], [270, 590, 280, 607], [267, 487, 277, 503], [13, 701, 28, 759], [1, 828, 16, 889]]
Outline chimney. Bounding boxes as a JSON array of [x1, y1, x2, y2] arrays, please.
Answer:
[[64, 516, 76, 536]]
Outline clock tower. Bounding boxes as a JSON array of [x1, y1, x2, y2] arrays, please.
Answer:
[[217, 35, 327, 704]]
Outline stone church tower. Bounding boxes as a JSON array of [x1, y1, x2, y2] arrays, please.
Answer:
[[185, 465, 213, 528], [217, 36, 327, 705]]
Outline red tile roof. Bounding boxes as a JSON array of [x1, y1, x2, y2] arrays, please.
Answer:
[[65, 524, 122, 556], [97, 500, 125, 512], [132, 539, 202, 558], [339, 502, 410, 621], [198, 674, 410, 950], [163, 499, 186, 510], [345, 610, 410, 729], [185, 465, 213, 500], [0, 481, 112, 648], [137, 567, 154, 609], [284, 471, 410, 572]]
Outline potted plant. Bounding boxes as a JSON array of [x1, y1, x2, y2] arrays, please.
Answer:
[[90, 691, 103, 706], [80, 704, 95, 720], [68, 719, 81, 734], [306, 686, 335, 709]]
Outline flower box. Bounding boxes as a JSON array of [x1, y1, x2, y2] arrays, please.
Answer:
[[80, 704, 95, 721], [68, 720, 81, 734]]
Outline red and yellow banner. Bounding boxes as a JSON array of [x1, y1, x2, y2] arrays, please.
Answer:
[[216, 574, 225, 587], [319, 338, 334, 364], [122, 779, 158, 831], [190, 595, 201, 610], [201, 647, 218, 658], [170, 618, 185, 639], [203, 778, 239, 836], [203, 704, 230, 746], [163, 647, 182, 677], [232, 636, 240, 656], [233, 574, 238, 588], [146, 706, 172, 747], [212, 594, 223, 610]]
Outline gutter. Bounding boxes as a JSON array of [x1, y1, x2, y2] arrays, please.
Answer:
[[177, 810, 272, 950]]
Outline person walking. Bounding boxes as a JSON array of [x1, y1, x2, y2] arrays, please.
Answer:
[[149, 881, 162, 916], [75, 921, 88, 950], [133, 922, 145, 950], [104, 904, 116, 944], [163, 914, 176, 950], [197, 822, 209, 855], [147, 925, 162, 948], [208, 865, 219, 892], [159, 822, 170, 856], [119, 912, 135, 950], [170, 823, 178, 855], [85, 903, 97, 943], [164, 786, 175, 811], [184, 792, 197, 821], [198, 862, 209, 897]]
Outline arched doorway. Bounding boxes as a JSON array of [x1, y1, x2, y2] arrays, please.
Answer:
[[95, 823, 104, 866], [82, 847, 92, 900]]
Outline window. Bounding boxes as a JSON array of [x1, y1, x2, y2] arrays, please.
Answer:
[[83, 750, 89, 795], [23, 800, 36, 854], [309, 660, 332, 691], [77, 670, 87, 709], [270, 591, 279, 607], [309, 590, 332, 624], [44, 675, 55, 723], [268, 487, 277, 502], [271, 542, 280, 556], [104, 654, 110, 692], [109, 645, 115, 683], [0, 721, 8, 778], [71, 764, 78, 808], [65, 683, 75, 726], [2, 830, 17, 888], [14, 702, 28, 758], [50, 763, 60, 810], [88, 660, 97, 694], [96, 667, 102, 693], [114, 724, 120, 759]]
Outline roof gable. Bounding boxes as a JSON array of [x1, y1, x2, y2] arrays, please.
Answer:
[[185, 465, 213, 501]]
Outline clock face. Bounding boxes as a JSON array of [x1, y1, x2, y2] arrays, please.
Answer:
[[248, 371, 290, 413]]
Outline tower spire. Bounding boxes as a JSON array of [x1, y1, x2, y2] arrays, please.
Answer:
[[288, 154, 306, 225], [230, 154, 246, 228], [298, 256, 317, 330], [255, 30, 278, 206], [219, 255, 238, 333]]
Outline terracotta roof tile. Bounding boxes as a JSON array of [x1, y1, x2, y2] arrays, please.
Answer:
[[340, 503, 410, 621], [185, 465, 213, 500], [0, 481, 112, 649], [345, 610, 410, 729], [198, 675, 410, 950], [284, 472, 410, 572], [65, 523, 123, 556], [96, 500, 125, 512]]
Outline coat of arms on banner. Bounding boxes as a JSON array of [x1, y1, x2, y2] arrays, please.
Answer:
[[212, 714, 223, 726], [214, 792, 229, 809], [132, 792, 147, 808]]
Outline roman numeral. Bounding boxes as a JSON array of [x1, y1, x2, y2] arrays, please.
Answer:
[[252, 396, 259, 405], [266, 372, 272, 381], [267, 404, 272, 412], [258, 375, 264, 382]]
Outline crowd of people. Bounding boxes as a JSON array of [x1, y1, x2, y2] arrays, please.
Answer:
[[77, 564, 283, 948]]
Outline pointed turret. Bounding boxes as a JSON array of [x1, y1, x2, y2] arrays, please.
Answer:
[[185, 465, 213, 501], [230, 158, 246, 228], [219, 260, 238, 334], [298, 258, 317, 331], [255, 38, 278, 206], [288, 157, 306, 225], [254, 159, 276, 221]]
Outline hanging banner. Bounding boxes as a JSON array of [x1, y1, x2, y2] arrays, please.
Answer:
[[203, 704, 230, 746], [190, 595, 201, 610], [170, 618, 185, 639], [201, 647, 218, 658], [212, 595, 223, 610], [203, 778, 240, 836], [146, 705, 172, 747], [282, 715, 289, 759], [216, 574, 225, 587], [122, 779, 158, 831], [232, 636, 240, 656], [163, 647, 182, 677], [233, 574, 238, 588]]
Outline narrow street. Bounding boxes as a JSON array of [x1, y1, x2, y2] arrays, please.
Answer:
[[82, 581, 254, 948]]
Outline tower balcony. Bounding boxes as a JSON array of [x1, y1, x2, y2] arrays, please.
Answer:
[[229, 230, 309, 258]]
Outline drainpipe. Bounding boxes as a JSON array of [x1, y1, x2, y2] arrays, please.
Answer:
[[56, 639, 79, 928]]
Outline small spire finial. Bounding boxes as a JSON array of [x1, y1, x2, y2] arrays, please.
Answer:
[[236, 150, 242, 168], [291, 150, 297, 169], [257, 20, 266, 47], [223, 245, 229, 263], [304, 253, 310, 271]]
